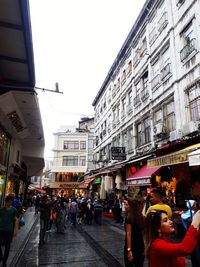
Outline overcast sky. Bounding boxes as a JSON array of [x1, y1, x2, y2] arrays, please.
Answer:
[[29, 0, 146, 159]]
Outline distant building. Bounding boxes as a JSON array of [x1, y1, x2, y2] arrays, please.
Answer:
[[50, 119, 95, 197]]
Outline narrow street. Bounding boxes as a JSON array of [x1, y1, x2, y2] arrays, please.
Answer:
[[10, 209, 192, 267], [15, 218, 126, 266]]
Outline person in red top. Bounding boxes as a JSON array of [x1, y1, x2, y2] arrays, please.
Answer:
[[145, 209, 200, 267]]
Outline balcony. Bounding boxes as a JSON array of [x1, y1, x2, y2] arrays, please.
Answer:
[[180, 38, 196, 62], [158, 12, 168, 33], [151, 74, 160, 90], [140, 87, 149, 101], [160, 63, 171, 81], [133, 95, 141, 107]]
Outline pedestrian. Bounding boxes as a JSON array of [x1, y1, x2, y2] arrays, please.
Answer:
[[146, 188, 172, 219], [181, 200, 200, 267], [56, 202, 67, 233], [0, 195, 19, 267], [68, 198, 79, 226], [124, 198, 145, 267], [93, 199, 103, 225], [145, 209, 200, 267], [35, 194, 41, 214], [85, 199, 93, 225], [39, 195, 50, 247]]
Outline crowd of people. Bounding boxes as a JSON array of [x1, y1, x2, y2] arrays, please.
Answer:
[[1, 189, 200, 267]]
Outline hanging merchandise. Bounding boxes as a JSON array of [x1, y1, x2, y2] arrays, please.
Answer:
[[104, 175, 113, 192], [100, 176, 106, 199], [115, 174, 122, 189]]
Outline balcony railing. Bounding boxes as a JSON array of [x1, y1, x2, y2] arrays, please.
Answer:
[[158, 12, 168, 33], [133, 95, 141, 107], [180, 38, 196, 62], [160, 63, 171, 81], [151, 74, 160, 89], [140, 87, 149, 101]]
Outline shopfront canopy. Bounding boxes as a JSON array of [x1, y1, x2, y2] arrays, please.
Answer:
[[147, 143, 200, 168], [127, 165, 160, 187], [188, 149, 200, 166], [79, 177, 95, 189]]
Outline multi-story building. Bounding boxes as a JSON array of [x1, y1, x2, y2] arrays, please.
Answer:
[[50, 118, 95, 197], [92, 0, 200, 198]]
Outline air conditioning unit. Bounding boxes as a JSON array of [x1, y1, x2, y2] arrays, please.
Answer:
[[169, 129, 183, 142], [182, 121, 200, 136], [153, 123, 165, 135]]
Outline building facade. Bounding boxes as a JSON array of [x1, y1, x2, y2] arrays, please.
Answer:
[[92, 0, 200, 199], [50, 119, 95, 197]]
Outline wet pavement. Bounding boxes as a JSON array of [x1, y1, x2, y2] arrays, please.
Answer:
[[8, 208, 192, 267]]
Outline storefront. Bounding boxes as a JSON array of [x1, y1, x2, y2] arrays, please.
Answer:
[[0, 126, 11, 205], [147, 143, 200, 207], [126, 164, 160, 198], [49, 181, 81, 197]]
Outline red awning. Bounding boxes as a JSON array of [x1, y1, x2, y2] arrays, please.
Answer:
[[126, 165, 160, 187], [36, 188, 46, 194], [127, 165, 160, 180], [79, 177, 95, 189]]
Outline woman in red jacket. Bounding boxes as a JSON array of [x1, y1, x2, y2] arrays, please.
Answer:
[[145, 209, 200, 267]]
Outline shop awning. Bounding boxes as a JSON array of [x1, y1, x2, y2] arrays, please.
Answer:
[[126, 165, 160, 187], [79, 177, 95, 189], [147, 143, 200, 168], [188, 149, 200, 166], [92, 177, 102, 185], [49, 182, 80, 189]]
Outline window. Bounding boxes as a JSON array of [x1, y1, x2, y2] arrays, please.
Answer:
[[151, 60, 160, 89], [128, 127, 134, 151], [122, 131, 127, 150], [180, 22, 196, 62], [164, 101, 175, 131], [62, 156, 78, 166], [127, 60, 132, 75], [137, 123, 142, 146], [144, 117, 151, 143], [64, 141, 79, 150], [134, 83, 141, 106], [188, 85, 200, 121], [122, 97, 126, 111], [141, 72, 149, 101], [80, 156, 86, 166], [155, 109, 162, 123], [80, 141, 86, 150], [160, 48, 171, 81]]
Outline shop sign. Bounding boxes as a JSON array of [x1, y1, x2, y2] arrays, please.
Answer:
[[111, 147, 126, 160], [147, 151, 188, 167], [127, 178, 151, 186], [49, 182, 80, 189]]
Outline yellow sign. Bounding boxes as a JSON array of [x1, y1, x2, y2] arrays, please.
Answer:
[[49, 182, 80, 189], [147, 151, 188, 167]]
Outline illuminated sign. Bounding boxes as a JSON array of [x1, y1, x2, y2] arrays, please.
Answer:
[[49, 182, 79, 189]]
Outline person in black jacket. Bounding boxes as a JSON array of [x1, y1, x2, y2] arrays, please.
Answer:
[[94, 199, 103, 225]]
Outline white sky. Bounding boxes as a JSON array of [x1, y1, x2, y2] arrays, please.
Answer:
[[29, 0, 146, 159]]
